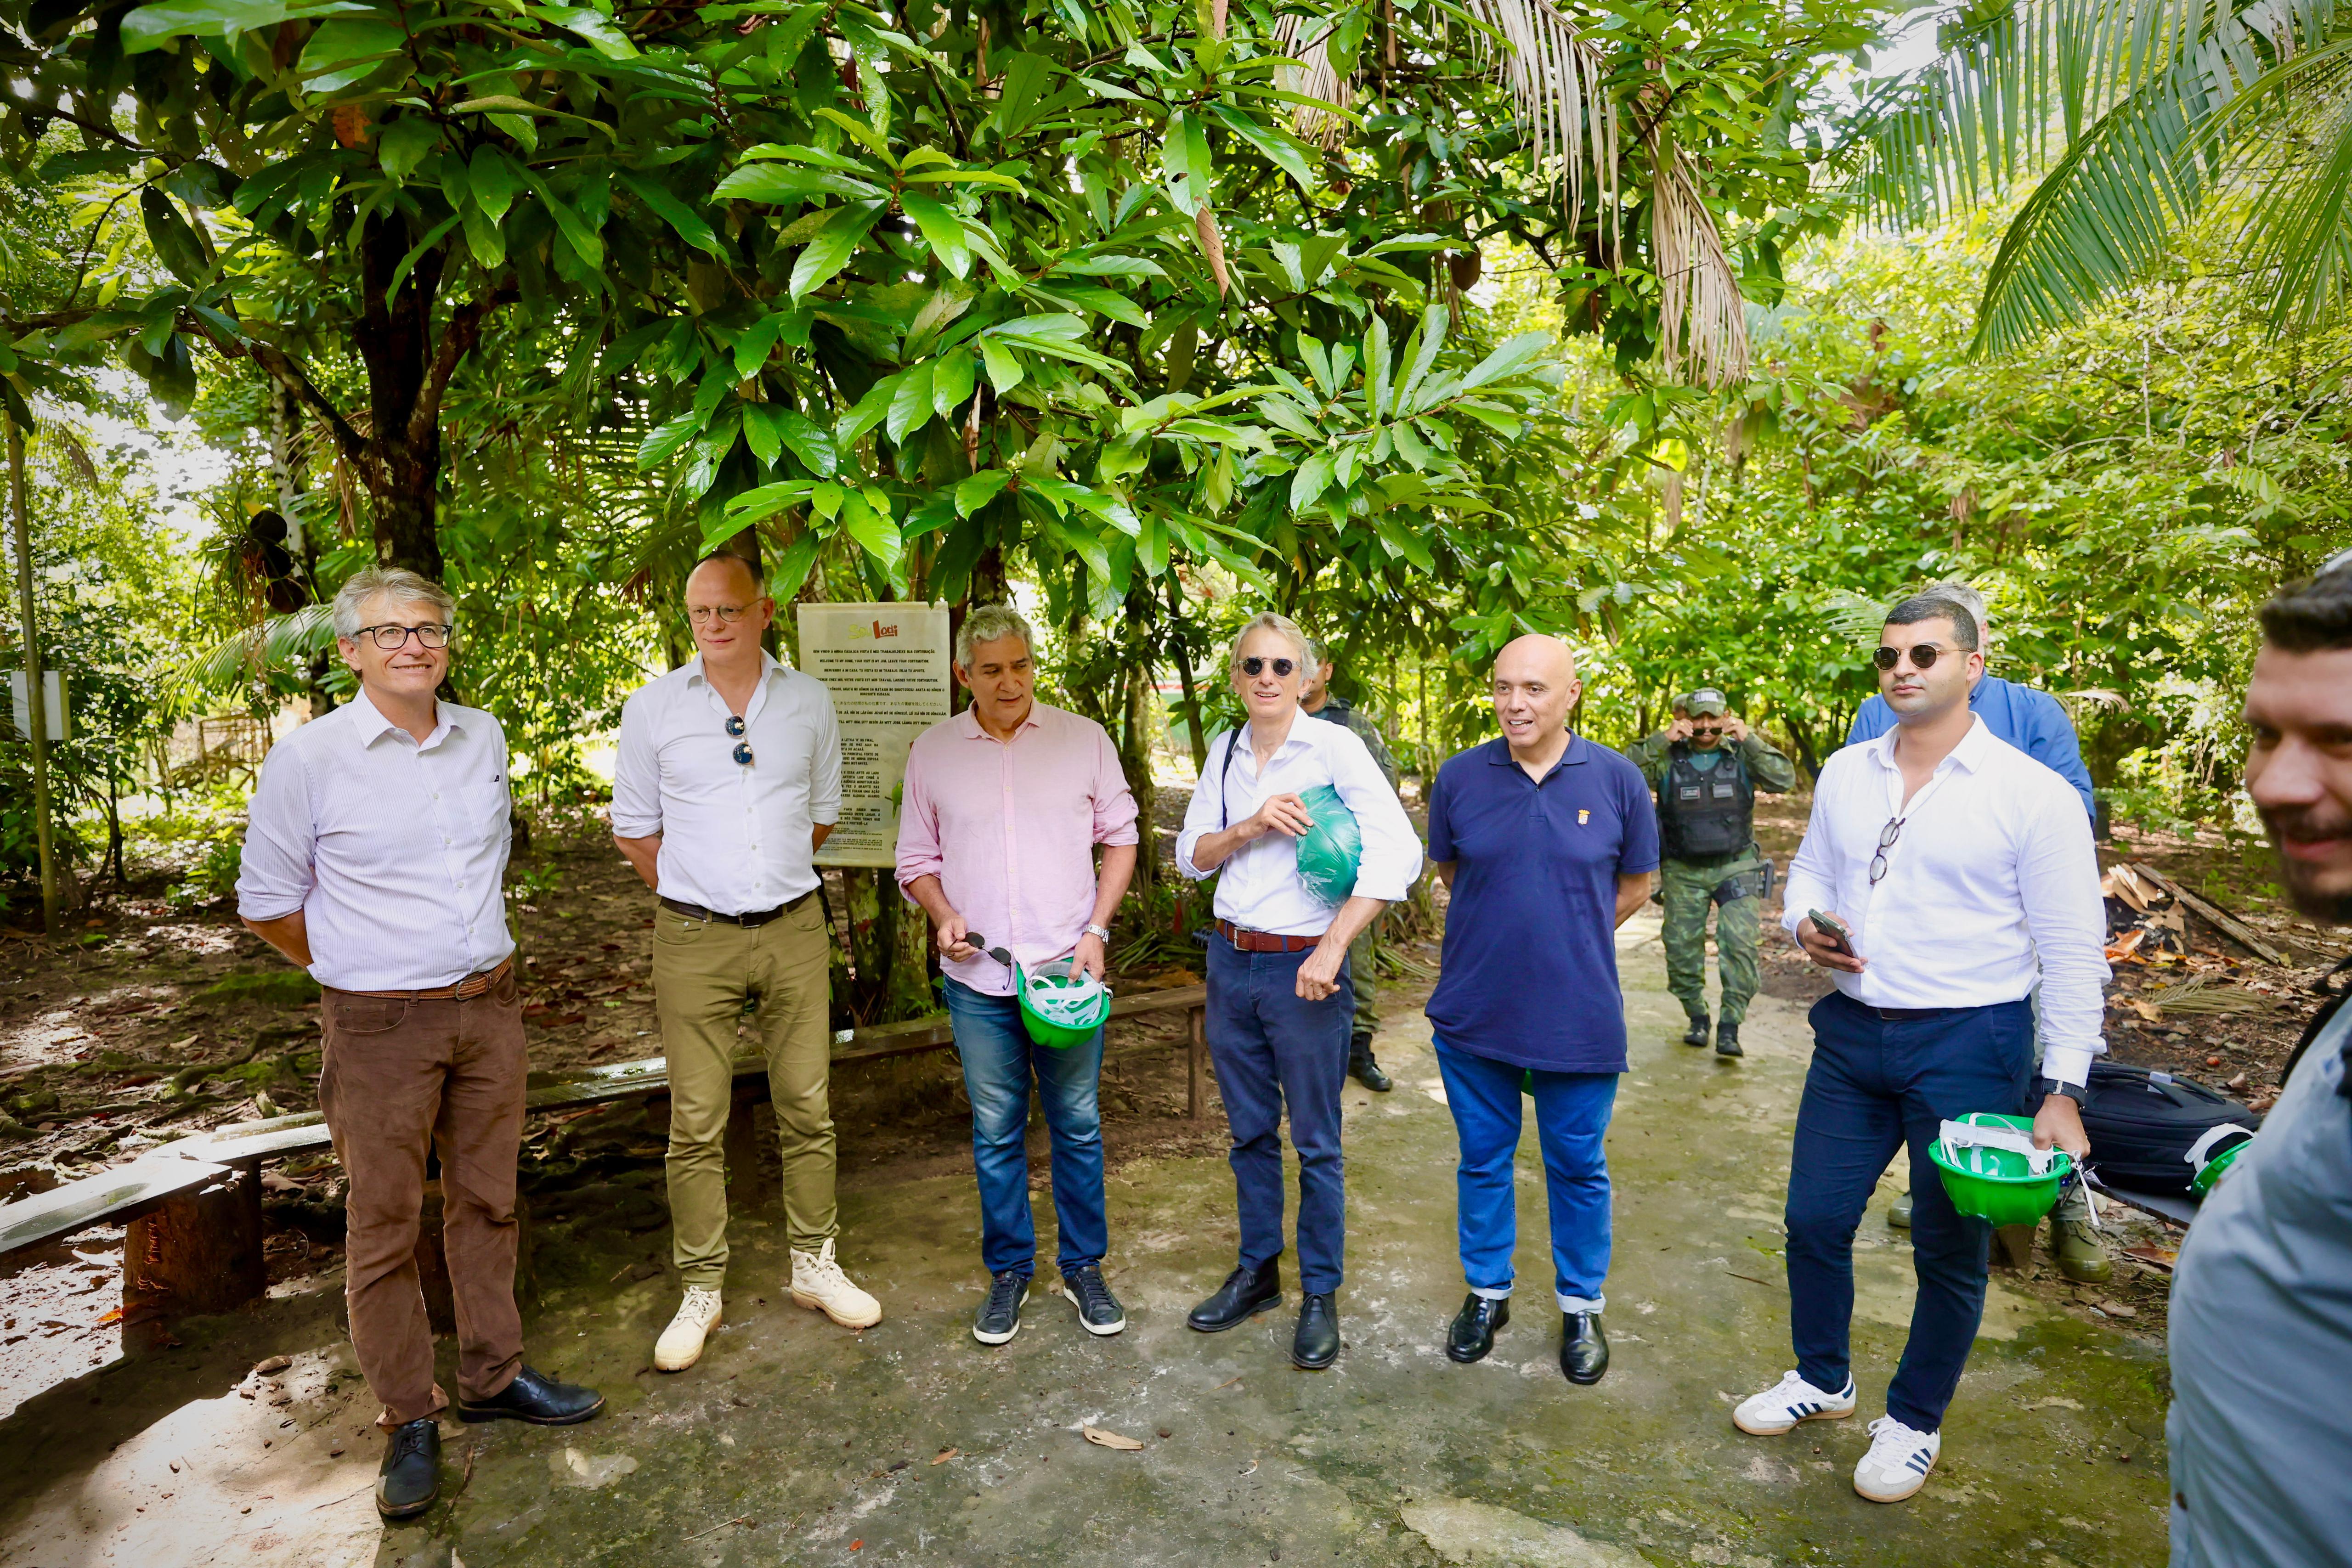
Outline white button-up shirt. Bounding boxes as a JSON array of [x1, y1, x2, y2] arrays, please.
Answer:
[[1176, 709, 1423, 936], [1780, 716, 2109, 1086], [610, 651, 842, 915], [235, 688, 516, 992]]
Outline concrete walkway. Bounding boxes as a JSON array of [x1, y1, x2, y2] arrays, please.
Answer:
[[0, 914, 2172, 1566]]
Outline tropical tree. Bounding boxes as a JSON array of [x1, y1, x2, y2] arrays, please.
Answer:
[[1846, 0, 2352, 350]]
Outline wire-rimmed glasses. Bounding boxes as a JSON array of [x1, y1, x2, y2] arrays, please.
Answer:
[[1868, 817, 1905, 885]]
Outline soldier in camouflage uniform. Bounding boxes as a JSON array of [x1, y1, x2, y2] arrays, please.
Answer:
[[1622, 690, 1797, 1057], [1303, 642, 1402, 1092]]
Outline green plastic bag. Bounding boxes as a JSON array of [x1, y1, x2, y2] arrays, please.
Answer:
[[1294, 784, 1363, 905]]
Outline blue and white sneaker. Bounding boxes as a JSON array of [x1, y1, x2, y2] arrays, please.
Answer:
[[972, 1271, 1028, 1346], [1852, 1415, 1940, 1502], [1732, 1369, 1858, 1435]]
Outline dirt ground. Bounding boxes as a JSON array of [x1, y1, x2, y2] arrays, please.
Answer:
[[3, 776, 2341, 1419]]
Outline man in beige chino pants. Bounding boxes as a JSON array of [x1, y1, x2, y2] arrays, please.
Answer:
[[612, 553, 880, 1371]]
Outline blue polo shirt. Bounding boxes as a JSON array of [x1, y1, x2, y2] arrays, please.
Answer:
[[1424, 735, 1660, 1073]]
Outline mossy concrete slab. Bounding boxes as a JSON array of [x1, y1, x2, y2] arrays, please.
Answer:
[[0, 913, 2171, 1565]]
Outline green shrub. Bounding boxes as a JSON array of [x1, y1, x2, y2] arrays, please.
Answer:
[[203, 969, 322, 1005], [166, 837, 243, 910]]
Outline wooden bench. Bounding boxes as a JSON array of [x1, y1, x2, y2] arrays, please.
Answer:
[[0, 984, 1207, 1330]]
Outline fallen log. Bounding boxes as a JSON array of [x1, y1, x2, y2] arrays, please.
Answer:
[[2120, 862, 2288, 967]]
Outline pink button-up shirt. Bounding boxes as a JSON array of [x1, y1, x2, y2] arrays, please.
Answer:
[[895, 702, 1140, 997]]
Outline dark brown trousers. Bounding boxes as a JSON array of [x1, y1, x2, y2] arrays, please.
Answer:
[[319, 969, 526, 1426]]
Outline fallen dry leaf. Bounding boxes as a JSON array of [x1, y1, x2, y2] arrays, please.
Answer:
[[2122, 1245, 2178, 1271], [254, 1355, 293, 1375], [931, 1448, 957, 1465], [1082, 1425, 1145, 1451]]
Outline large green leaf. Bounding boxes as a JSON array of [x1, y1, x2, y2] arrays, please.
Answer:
[[297, 17, 408, 92], [898, 190, 970, 278], [616, 169, 719, 256], [788, 202, 886, 300]]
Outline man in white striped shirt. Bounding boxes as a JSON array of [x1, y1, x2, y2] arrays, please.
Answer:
[[1731, 592, 2105, 1504]]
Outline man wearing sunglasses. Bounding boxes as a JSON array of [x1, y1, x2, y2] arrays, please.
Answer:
[[1623, 688, 1797, 1057], [612, 552, 878, 1376], [1299, 639, 1402, 1092], [1736, 593, 2106, 1505], [238, 567, 604, 1522], [1176, 612, 1422, 1370], [1849, 582, 2107, 1282]]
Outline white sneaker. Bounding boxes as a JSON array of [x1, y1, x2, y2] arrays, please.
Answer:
[[1732, 1370, 1858, 1435], [653, 1286, 723, 1372], [1853, 1415, 1940, 1502], [792, 1238, 882, 1329]]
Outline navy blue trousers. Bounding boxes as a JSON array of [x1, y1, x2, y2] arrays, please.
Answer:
[[1204, 936, 1353, 1295], [1785, 990, 2035, 1432]]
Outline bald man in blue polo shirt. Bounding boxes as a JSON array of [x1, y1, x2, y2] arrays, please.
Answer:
[[1425, 635, 1658, 1386]]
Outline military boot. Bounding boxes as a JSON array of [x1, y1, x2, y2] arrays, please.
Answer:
[[1682, 1014, 1711, 1048], [2048, 1215, 2112, 1284]]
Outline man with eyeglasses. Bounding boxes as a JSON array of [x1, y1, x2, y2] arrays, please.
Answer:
[[1733, 592, 2105, 1505], [611, 552, 878, 1376], [237, 566, 605, 1523], [1623, 688, 1797, 1057]]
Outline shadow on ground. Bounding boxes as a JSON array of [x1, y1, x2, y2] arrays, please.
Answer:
[[0, 913, 2171, 1566]]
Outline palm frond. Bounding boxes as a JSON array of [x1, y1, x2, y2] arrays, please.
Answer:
[[175, 604, 338, 697], [1458, 0, 1620, 245], [1272, 13, 1352, 148], [2228, 37, 2352, 333], [1649, 149, 1749, 388]]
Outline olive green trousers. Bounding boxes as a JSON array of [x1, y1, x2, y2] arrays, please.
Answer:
[[1660, 855, 1763, 1027]]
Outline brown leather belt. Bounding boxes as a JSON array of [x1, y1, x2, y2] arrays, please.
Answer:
[[659, 887, 818, 927], [1215, 919, 1325, 954], [342, 956, 514, 1001]]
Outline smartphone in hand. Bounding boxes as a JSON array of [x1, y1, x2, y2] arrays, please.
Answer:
[[1807, 909, 1856, 957]]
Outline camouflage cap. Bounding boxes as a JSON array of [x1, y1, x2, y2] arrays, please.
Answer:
[[1677, 688, 1729, 717]]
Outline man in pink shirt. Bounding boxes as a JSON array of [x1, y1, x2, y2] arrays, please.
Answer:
[[897, 604, 1140, 1346]]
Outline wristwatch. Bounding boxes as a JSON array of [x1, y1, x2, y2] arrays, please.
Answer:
[[2035, 1077, 2081, 1104], [1084, 923, 1111, 942]]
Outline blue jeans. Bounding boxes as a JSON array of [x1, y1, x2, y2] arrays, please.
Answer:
[[1786, 991, 2035, 1432], [944, 979, 1108, 1280], [1204, 936, 1352, 1295], [1435, 1039, 1618, 1312]]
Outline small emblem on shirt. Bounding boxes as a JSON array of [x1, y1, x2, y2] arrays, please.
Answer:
[[1578, 808, 1591, 824]]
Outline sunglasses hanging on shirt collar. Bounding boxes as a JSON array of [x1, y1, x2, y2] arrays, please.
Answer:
[[724, 713, 752, 766]]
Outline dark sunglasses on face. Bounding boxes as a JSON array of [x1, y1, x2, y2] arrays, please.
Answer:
[[1240, 657, 1296, 677], [1874, 643, 1952, 671], [724, 714, 753, 766]]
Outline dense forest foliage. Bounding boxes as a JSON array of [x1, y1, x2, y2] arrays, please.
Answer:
[[6, 0, 2351, 928]]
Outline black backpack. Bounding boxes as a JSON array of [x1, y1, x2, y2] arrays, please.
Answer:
[[2076, 1060, 2261, 1194]]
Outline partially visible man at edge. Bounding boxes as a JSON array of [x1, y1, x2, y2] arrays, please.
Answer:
[[1851, 579, 2109, 1286], [2167, 551, 2352, 1568], [1299, 639, 1402, 1093], [237, 567, 603, 1524]]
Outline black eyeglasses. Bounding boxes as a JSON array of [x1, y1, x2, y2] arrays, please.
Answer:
[[1868, 816, 1906, 885], [1874, 643, 1950, 671], [725, 714, 752, 766], [353, 623, 452, 651], [1239, 657, 1296, 677]]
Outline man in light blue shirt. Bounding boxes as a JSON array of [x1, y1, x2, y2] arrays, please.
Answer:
[[1846, 582, 2096, 820], [1852, 582, 2108, 1283]]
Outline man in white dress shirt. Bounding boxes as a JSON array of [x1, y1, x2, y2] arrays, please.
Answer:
[[1174, 611, 1422, 1370], [1732, 592, 2104, 1504], [611, 553, 878, 1374], [238, 567, 603, 1524]]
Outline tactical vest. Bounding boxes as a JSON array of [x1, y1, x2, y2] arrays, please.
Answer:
[[1657, 744, 1754, 861]]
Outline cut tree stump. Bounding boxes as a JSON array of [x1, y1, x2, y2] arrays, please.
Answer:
[[725, 1083, 771, 1213], [1992, 1223, 2037, 1271], [1187, 1009, 1208, 1122], [124, 1163, 265, 1325]]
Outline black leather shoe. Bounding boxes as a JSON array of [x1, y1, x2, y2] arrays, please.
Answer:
[[1715, 1022, 1744, 1057], [457, 1365, 605, 1426], [1682, 1015, 1711, 1048], [1349, 1035, 1393, 1093], [1560, 1311, 1609, 1385], [1187, 1260, 1282, 1332], [1291, 1292, 1340, 1369], [1445, 1293, 1510, 1363], [375, 1417, 440, 1521]]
